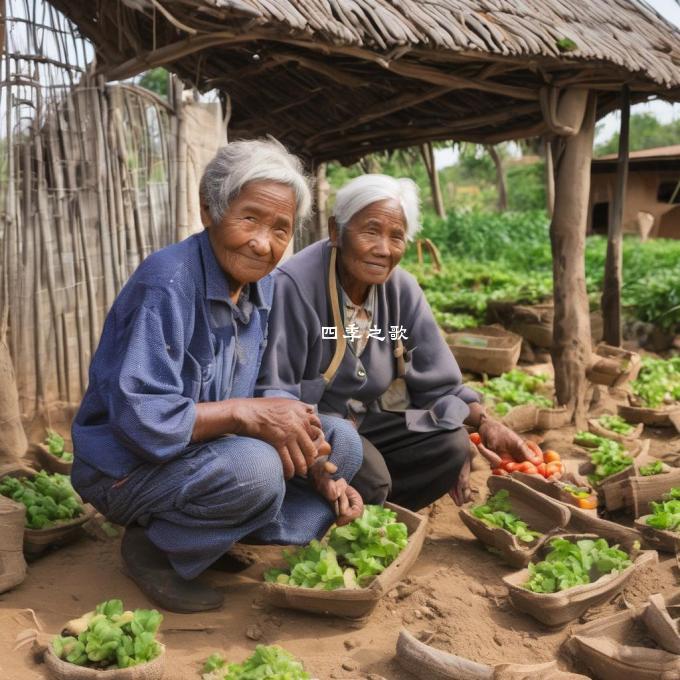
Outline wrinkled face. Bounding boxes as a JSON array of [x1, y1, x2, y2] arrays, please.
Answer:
[[201, 181, 296, 291], [330, 198, 407, 286]]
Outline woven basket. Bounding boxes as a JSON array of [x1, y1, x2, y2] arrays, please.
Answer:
[[44, 644, 166, 680], [262, 502, 426, 620], [0, 496, 27, 593], [34, 443, 73, 475], [634, 516, 680, 553], [587, 418, 643, 444], [446, 325, 522, 376], [618, 403, 680, 428], [503, 534, 657, 627], [586, 344, 642, 388]]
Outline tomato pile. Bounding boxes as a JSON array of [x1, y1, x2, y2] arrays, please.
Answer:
[[470, 433, 564, 480]]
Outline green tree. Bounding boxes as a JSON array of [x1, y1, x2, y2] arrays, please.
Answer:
[[596, 112, 680, 155], [138, 68, 169, 99]]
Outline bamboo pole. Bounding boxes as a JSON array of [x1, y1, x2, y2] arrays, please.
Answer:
[[550, 93, 597, 429], [601, 86, 630, 347], [544, 137, 555, 218], [420, 142, 445, 218]]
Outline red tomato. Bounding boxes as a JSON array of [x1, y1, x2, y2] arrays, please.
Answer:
[[505, 462, 521, 473], [546, 462, 563, 477], [536, 462, 548, 477], [470, 432, 482, 446], [544, 450, 561, 463], [518, 462, 538, 475], [492, 468, 508, 476]]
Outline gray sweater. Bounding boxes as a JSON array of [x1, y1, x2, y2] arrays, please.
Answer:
[[256, 239, 480, 432]]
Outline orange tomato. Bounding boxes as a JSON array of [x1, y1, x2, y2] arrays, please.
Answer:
[[470, 432, 482, 446], [546, 462, 563, 477], [578, 496, 598, 510], [535, 462, 548, 477], [544, 450, 561, 463], [518, 462, 538, 475], [505, 462, 521, 473], [492, 468, 508, 476]]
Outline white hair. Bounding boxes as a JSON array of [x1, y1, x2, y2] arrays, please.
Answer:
[[199, 138, 312, 229], [332, 174, 421, 240]]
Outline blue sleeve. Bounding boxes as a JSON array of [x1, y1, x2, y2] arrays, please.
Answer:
[[107, 285, 197, 463]]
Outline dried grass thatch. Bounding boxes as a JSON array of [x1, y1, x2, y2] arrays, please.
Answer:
[[49, 0, 680, 162]]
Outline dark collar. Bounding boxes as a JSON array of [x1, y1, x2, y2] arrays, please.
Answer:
[[198, 229, 266, 309]]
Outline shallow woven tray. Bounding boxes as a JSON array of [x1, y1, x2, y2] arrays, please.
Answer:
[[634, 516, 680, 553], [446, 325, 522, 377], [587, 418, 644, 444], [586, 344, 642, 388], [261, 502, 426, 620], [618, 403, 680, 428], [44, 644, 166, 680], [34, 443, 73, 475], [568, 599, 680, 680], [460, 475, 570, 568], [503, 533, 657, 627]]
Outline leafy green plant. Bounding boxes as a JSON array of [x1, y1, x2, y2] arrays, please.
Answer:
[[597, 415, 634, 435], [573, 431, 605, 448], [646, 490, 680, 531], [639, 461, 664, 477], [472, 370, 553, 416], [0, 471, 83, 529], [52, 599, 162, 670], [202, 646, 310, 680], [471, 490, 540, 543], [631, 357, 680, 408], [524, 537, 631, 593], [587, 439, 634, 484], [264, 505, 408, 590], [44, 429, 74, 463]]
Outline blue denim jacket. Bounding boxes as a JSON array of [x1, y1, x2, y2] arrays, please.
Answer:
[[72, 230, 272, 481]]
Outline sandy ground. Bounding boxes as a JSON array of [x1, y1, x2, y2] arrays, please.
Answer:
[[1, 422, 679, 680]]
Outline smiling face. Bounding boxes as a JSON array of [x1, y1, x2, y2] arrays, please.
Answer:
[[329, 198, 407, 302], [201, 180, 296, 299]]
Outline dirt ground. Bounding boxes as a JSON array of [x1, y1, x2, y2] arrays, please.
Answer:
[[1, 421, 679, 680]]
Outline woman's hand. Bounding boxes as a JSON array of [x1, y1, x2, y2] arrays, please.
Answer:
[[477, 416, 542, 466]]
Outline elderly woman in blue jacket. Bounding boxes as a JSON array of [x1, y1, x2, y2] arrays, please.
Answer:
[[71, 140, 363, 613], [258, 174, 539, 511]]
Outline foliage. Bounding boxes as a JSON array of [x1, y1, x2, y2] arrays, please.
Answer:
[[597, 415, 634, 435], [44, 429, 74, 462], [0, 472, 83, 529], [524, 537, 631, 593], [470, 370, 553, 416], [585, 438, 634, 484], [471, 489, 541, 543], [631, 357, 680, 407], [264, 505, 408, 590], [52, 600, 162, 669], [646, 489, 680, 531], [507, 161, 546, 212], [138, 68, 169, 99], [202, 646, 310, 680], [639, 461, 664, 477], [596, 113, 680, 156]]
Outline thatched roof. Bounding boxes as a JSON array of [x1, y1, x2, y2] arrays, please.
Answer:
[[51, 0, 680, 162]]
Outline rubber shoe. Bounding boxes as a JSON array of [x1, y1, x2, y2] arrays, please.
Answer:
[[121, 526, 224, 613]]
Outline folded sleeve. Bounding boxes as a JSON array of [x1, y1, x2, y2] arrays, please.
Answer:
[[106, 285, 197, 463], [401, 275, 481, 431], [256, 272, 323, 401]]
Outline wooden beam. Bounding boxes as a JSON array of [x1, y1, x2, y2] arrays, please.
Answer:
[[550, 92, 597, 429], [601, 85, 630, 346], [545, 137, 555, 217]]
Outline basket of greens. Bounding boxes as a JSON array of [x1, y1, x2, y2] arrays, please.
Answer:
[[635, 488, 680, 553], [45, 599, 165, 679], [503, 534, 656, 626], [588, 414, 643, 444], [0, 469, 93, 558], [459, 475, 570, 568], [201, 646, 312, 680], [619, 357, 680, 428], [35, 430, 74, 474], [262, 503, 426, 619]]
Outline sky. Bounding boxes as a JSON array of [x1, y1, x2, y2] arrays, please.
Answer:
[[436, 0, 680, 168]]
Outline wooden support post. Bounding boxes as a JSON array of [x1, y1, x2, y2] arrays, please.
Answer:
[[544, 137, 555, 218], [173, 76, 189, 242], [314, 162, 328, 242], [550, 93, 597, 429], [601, 86, 630, 347], [420, 142, 445, 218], [486, 144, 507, 212]]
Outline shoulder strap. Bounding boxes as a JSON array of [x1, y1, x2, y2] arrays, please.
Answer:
[[322, 246, 347, 385], [395, 337, 406, 378]]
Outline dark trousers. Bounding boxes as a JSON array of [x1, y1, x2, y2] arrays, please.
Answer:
[[353, 410, 469, 511]]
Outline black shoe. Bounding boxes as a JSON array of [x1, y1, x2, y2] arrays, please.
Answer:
[[121, 526, 224, 613]]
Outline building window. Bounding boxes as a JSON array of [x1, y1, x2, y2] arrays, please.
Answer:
[[657, 181, 680, 204], [591, 202, 609, 234]]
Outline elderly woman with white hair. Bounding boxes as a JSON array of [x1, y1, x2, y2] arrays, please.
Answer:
[[258, 174, 538, 511], [71, 139, 363, 614]]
